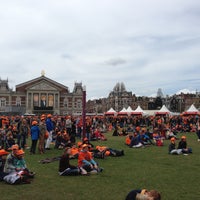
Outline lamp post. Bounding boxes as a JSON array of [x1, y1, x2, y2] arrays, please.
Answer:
[[82, 85, 86, 141]]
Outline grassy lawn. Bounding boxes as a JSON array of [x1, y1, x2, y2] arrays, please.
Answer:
[[1, 131, 200, 200]]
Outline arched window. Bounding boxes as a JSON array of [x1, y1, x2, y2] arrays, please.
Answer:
[[0, 98, 6, 107], [77, 99, 82, 109], [16, 97, 21, 106], [64, 98, 68, 108]]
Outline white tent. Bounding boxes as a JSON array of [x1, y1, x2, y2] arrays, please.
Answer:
[[132, 105, 146, 115], [126, 106, 134, 115], [155, 105, 171, 115], [183, 104, 199, 115], [118, 107, 128, 115], [105, 107, 117, 115]]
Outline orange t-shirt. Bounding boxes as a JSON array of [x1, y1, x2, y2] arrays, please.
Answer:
[[78, 151, 93, 167]]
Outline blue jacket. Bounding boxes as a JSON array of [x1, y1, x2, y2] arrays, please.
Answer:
[[46, 118, 54, 132], [31, 125, 40, 140]]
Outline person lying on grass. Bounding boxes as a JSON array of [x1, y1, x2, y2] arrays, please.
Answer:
[[125, 188, 161, 200]]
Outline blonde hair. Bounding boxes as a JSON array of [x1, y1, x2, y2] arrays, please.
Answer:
[[136, 193, 149, 200]]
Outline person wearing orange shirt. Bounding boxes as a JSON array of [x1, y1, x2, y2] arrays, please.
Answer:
[[78, 144, 103, 174]]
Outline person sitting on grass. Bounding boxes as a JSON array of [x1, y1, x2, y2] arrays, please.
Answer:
[[125, 188, 161, 200], [168, 137, 182, 155], [129, 133, 143, 148], [78, 144, 103, 174], [178, 135, 192, 154], [59, 147, 87, 176], [3, 144, 19, 174], [0, 149, 9, 181], [3, 147, 35, 184]]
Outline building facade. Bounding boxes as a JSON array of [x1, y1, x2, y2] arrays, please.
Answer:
[[0, 75, 84, 115], [1, 76, 199, 116]]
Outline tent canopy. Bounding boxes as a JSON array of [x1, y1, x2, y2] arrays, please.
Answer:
[[131, 105, 146, 115], [105, 107, 117, 115], [126, 106, 134, 113], [118, 107, 128, 115], [182, 104, 199, 115], [155, 105, 171, 115]]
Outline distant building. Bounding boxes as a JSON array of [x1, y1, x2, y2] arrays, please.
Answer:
[[1, 76, 199, 115], [107, 82, 133, 112], [0, 75, 84, 115]]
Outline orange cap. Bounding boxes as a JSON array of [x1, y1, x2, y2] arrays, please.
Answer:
[[170, 137, 175, 141], [0, 149, 9, 156], [16, 149, 25, 156], [83, 137, 88, 141], [32, 121, 38, 125]]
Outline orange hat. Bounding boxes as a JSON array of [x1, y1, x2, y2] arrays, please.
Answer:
[[11, 144, 19, 150], [170, 137, 175, 141], [47, 114, 52, 118], [105, 151, 110, 156], [32, 121, 38, 125], [136, 126, 141, 132], [83, 137, 88, 141], [77, 142, 82, 147], [16, 149, 25, 156], [181, 136, 186, 140], [0, 149, 9, 156]]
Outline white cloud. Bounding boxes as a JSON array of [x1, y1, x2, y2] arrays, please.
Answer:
[[0, 0, 200, 99]]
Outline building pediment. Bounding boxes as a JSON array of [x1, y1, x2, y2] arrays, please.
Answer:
[[28, 81, 58, 91], [16, 75, 69, 93]]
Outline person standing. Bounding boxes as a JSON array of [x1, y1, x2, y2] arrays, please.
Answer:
[[45, 114, 54, 150], [19, 118, 30, 150], [30, 121, 40, 154], [38, 117, 46, 154]]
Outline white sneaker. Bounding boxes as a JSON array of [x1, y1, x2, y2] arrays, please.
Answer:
[[90, 170, 97, 174], [80, 167, 87, 175], [198, 139, 200, 142]]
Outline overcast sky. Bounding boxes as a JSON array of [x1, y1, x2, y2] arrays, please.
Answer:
[[1, 0, 200, 100]]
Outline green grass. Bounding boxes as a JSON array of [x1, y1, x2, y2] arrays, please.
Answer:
[[1, 132, 200, 200]]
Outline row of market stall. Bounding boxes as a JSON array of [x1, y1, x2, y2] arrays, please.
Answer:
[[105, 104, 200, 117]]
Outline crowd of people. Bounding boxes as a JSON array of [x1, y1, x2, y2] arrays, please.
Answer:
[[0, 113, 200, 151], [0, 112, 199, 198]]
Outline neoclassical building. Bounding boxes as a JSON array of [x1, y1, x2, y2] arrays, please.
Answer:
[[0, 74, 84, 115]]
